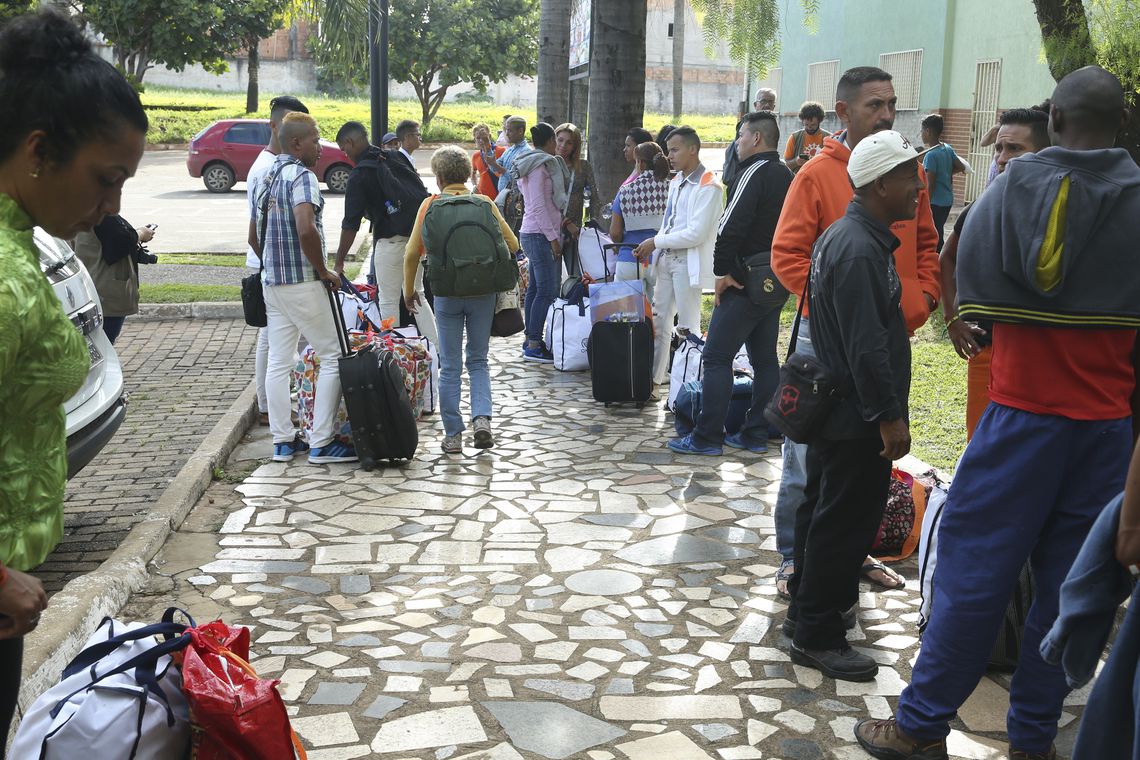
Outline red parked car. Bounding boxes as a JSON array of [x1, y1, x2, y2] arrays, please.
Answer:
[[187, 119, 354, 194]]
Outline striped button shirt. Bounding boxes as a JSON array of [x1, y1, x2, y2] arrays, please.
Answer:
[[255, 155, 325, 287]]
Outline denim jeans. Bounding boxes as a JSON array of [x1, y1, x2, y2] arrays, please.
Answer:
[[773, 318, 812, 562], [434, 294, 495, 437], [693, 289, 782, 447], [521, 233, 559, 345], [896, 404, 1131, 752]]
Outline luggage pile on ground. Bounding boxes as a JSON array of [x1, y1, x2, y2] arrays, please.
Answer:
[[11, 609, 306, 759]]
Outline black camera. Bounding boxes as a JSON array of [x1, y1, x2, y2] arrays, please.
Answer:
[[133, 245, 158, 265]]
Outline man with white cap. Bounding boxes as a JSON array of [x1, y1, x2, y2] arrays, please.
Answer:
[[783, 130, 925, 682]]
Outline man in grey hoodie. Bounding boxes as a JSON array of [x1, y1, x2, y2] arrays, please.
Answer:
[[856, 66, 1140, 760]]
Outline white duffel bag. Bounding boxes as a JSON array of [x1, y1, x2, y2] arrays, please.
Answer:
[[545, 297, 592, 371], [10, 609, 192, 760]]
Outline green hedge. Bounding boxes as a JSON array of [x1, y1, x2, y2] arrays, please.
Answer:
[[142, 87, 738, 145]]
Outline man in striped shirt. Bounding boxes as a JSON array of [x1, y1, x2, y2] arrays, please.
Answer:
[[250, 112, 357, 465], [668, 111, 793, 455]]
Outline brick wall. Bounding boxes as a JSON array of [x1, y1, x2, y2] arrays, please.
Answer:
[[645, 66, 744, 85], [937, 107, 974, 206], [258, 22, 313, 61]]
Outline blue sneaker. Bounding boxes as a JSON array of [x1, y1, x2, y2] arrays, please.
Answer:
[[667, 434, 723, 456], [523, 345, 554, 363], [725, 433, 768, 453], [273, 435, 310, 462], [309, 440, 359, 464]]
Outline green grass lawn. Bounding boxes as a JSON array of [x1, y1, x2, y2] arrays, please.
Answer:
[[139, 283, 242, 303], [143, 87, 738, 145], [159, 253, 249, 267]]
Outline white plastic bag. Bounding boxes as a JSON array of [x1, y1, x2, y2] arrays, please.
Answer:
[[668, 334, 706, 410], [545, 298, 592, 371]]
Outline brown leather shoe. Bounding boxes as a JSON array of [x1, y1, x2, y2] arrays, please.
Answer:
[[1010, 746, 1057, 760], [854, 717, 949, 760]]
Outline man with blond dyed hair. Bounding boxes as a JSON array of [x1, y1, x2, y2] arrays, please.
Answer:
[[250, 112, 358, 467]]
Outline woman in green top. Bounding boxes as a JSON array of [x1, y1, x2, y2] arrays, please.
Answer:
[[0, 9, 148, 747]]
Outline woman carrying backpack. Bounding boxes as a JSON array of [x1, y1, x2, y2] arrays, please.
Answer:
[[0, 10, 148, 750], [511, 123, 570, 363], [404, 146, 519, 454], [609, 142, 671, 302]]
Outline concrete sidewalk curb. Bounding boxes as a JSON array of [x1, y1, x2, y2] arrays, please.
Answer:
[[17, 379, 258, 716], [136, 302, 246, 320]]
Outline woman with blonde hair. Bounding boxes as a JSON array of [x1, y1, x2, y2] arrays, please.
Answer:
[[404, 146, 519, 454], [554, 123, 596, 276], [609, 142, 671, 300]]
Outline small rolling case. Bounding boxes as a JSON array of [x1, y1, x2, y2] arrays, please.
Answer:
[[587, 319, 654, 407], [328, 286, 418, 470]]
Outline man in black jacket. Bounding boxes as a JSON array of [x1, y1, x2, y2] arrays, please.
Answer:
[[669, 111, 792, 455], [334, 121, 435, 343], [784, 130, 923, 682]]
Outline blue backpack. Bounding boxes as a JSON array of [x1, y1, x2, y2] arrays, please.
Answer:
[[673, 375, 754, 437]]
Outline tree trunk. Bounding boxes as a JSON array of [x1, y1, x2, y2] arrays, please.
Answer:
[[537, 0, 571, 126], [588, 0, 647, 207], [672, 0, 685, 120], [246, 41, 260, 114], [1031, 0, 1096, 80]]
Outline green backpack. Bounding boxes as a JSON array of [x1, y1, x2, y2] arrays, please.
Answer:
[[421, 194, 519, 298]]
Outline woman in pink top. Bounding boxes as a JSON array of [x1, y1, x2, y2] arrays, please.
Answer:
[[512, 122, 570, 363]]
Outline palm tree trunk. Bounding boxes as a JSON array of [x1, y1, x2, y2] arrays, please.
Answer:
[[538, 0, 571, 126], [588, 0, 647, 207], [672, 0, 685, 121], [246, 41, 260, 114]]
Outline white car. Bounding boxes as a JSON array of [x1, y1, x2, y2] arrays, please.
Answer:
[[36, 229, 127, 479]]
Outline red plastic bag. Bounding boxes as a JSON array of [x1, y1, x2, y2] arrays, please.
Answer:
[[181, 621, 307, 760]]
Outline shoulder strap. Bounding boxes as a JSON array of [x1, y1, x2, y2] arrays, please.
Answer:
[[786, 276, 810, 360], [257, 162, 290, 264]]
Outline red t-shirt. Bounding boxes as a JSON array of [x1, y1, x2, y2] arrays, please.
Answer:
[[472, 146, 506, 199], [989, 323, 1137, 420]]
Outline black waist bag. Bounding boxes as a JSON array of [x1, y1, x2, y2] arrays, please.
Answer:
[[763, 278, 839, 443], [241, 271, 267, 327], [741, 252, 789, 309]]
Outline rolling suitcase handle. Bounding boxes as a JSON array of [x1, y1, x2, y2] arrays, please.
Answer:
[[603, 243, 643, 281], [326, 285, 352, 358]]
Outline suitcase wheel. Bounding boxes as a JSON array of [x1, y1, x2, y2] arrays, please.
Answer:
[[360, 457, 378, 472]]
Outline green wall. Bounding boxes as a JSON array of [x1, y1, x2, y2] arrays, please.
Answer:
[[943, 0, 1057, 109], [768, 0, 1056, 112]]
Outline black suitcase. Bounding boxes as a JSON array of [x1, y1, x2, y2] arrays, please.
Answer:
[[587, 320, 654, 407], [328, 288, 418, 470]]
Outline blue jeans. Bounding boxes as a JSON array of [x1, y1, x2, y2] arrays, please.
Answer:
[[434, 294, 496, 437], [896, 403, 1131, 752], [773, 318, 812, 562], [521, 233, 559, 345], [694, 289, 781, 447]]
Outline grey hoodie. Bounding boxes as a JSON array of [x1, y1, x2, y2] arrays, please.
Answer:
[[511, 148, 571, 214], [957, 146, 1140, 329]]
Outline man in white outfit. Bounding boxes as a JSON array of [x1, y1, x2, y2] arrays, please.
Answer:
[[246, 95, 308, 425], [250, 113, 358, 466], [635, 126, 725, 386]]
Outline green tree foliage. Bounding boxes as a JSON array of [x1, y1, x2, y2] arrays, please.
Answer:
[[84, 0, 234, 83], [688, 0, 817, 79], [307, 0, 538, 128], [222, 0, 289, 112], [0, 0, 35, 26]]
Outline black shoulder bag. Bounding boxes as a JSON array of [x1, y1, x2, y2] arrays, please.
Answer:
[[763, 274, 841, 443], [241, 164, 286, 328]]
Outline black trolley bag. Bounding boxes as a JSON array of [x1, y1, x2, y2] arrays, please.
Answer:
[[327, 285, 418, 470], [586, 252, 654, 407]]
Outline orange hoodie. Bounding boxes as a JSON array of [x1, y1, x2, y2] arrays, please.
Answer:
[[771, 133, 941, 335]]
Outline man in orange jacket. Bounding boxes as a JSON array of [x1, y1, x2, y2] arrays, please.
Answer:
[[768, 65, 940, 601]]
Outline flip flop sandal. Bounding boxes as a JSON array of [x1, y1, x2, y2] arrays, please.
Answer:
[[860, 559, 905, 590], [775, 560, 795, 599]]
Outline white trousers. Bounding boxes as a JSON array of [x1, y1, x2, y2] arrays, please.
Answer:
[[265, 280, 342, 449], [652, 250, 702, 384], [373, 236, 439, 347]]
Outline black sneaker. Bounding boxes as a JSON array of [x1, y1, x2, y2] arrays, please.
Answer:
[[790, 643, 878, 682]]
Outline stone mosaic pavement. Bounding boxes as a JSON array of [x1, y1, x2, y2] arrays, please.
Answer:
[[122, 340, 1087, 760]]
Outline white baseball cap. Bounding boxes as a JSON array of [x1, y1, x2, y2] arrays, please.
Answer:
[[848, 130, 929, 189]]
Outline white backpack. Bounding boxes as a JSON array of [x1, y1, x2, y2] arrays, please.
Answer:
[[667, 335, 754, 410], [11, 610, 192, 760], [546, 298, 592, 372]]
